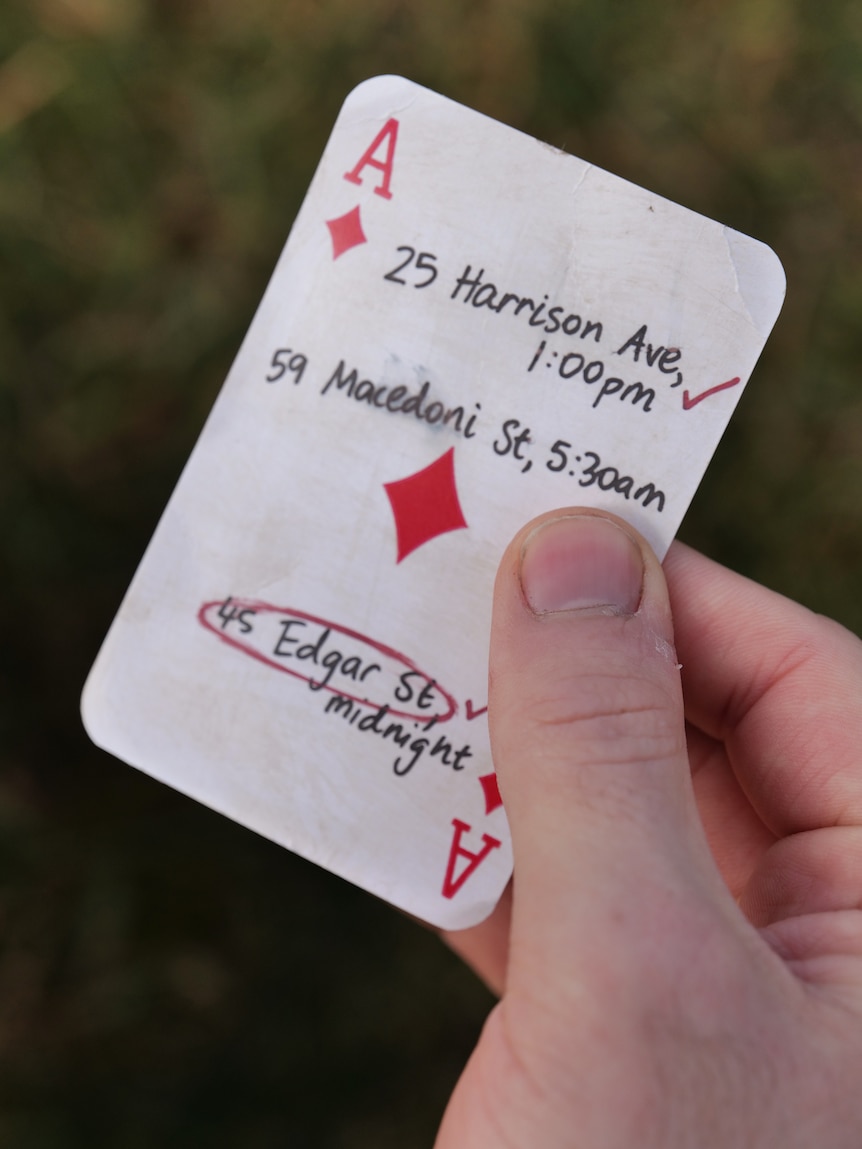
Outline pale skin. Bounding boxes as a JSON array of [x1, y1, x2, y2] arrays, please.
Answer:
[[434, 507, 862, 1148]]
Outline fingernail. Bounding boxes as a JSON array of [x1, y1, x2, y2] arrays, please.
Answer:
[[520, 513, 644, 616]]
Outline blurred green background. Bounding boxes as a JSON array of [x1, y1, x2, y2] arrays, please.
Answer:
[[2, 0, 862, 1144]]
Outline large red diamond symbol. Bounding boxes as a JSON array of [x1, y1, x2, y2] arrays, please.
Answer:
[[384, 447, 468, 563], [326, 205, 367, 259]]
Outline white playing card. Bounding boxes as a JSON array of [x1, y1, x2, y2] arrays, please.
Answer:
[[81, 76, 785, 930]]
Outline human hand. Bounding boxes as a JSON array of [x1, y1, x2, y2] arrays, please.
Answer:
[[436, 508, 862, 1147]]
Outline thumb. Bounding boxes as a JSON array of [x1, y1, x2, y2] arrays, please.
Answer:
[[490, 509, 726, 987]]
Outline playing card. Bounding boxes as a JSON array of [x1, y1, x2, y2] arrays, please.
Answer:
[[81, 76, 785, 930]]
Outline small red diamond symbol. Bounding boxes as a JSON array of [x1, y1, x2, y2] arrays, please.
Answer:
[[384, 447, 468, 563], [326, 205, 367, 259], [479, 773, 503, 814]]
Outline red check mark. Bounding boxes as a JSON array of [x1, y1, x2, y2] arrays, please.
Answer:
[[682, 376, 741, 410], [465, 699, 488, 721]]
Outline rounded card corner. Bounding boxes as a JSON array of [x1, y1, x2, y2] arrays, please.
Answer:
[[724, 227, 788, 333], [429, 890, 509, 932], [341, 74, 416, 111], [80, 665, 109, 750], [754, 237, 787, 301]]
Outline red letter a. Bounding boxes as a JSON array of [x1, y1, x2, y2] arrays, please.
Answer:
[[441, 818, 502, 899], [344, 118, 399, 200]]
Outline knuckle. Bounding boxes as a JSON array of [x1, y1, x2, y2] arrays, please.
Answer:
[[527, 669, 685, 769]]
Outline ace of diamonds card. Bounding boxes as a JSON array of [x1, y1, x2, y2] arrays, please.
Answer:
[[82, 76, 785, 930]]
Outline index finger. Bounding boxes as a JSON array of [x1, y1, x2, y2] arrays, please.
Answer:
[[664, 542, 862, 835]]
